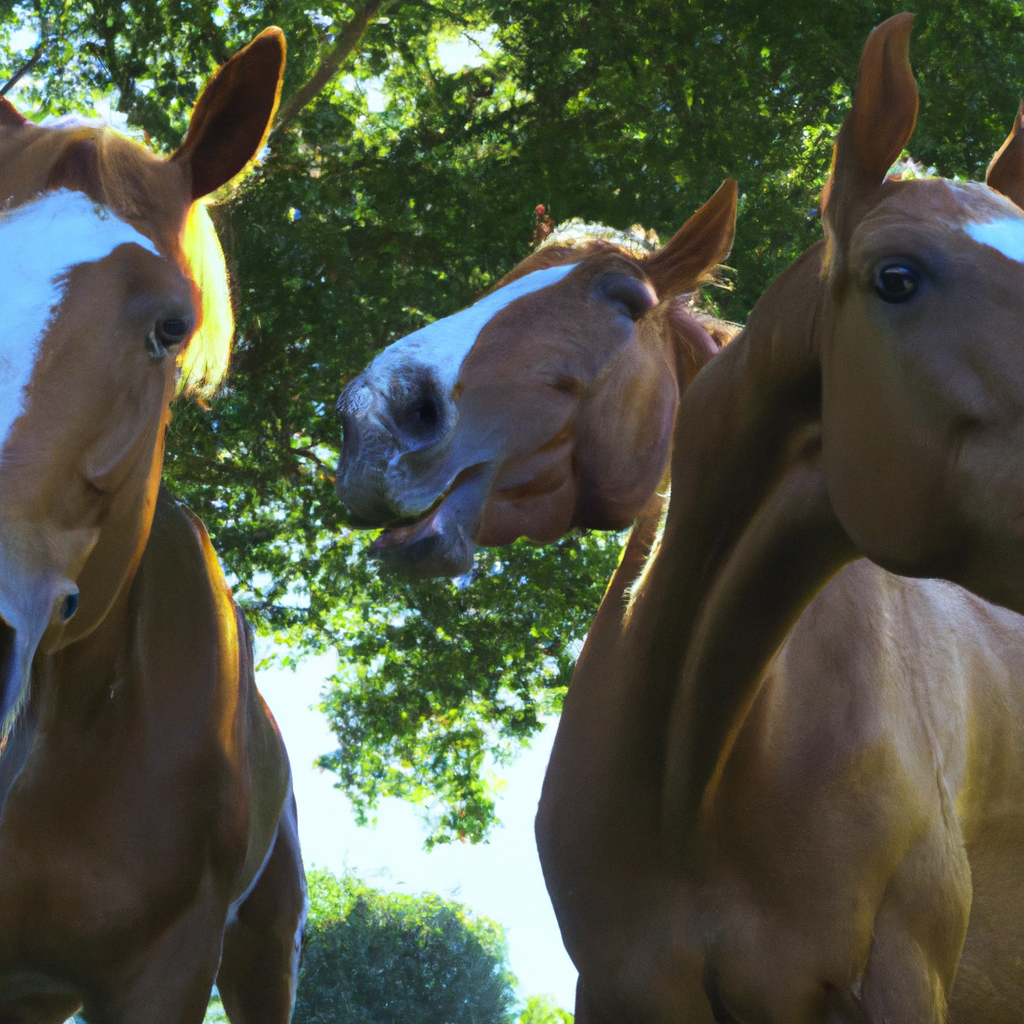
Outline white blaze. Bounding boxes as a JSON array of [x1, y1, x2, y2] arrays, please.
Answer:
[[965, 217, 1024, 263], [0, 189, 158, 456], [365, 263, 579, 396]]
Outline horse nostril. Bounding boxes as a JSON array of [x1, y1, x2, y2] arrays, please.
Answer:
[[0, 616, 16, 717], [396, 389, 444, 440], [59, 592, 79, 622], [412, 397, 439, 431]]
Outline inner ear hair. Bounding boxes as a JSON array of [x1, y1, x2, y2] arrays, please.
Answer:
[[170, 27, 286, 200]]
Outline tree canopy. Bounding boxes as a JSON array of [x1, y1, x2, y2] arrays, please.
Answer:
[[294, 869, 515, 1024], [4, 0, 1024, 843], [200, 869, 516, 1023]]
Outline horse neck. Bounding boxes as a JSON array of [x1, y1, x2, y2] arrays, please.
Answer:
[[622, 241, 859, 854]]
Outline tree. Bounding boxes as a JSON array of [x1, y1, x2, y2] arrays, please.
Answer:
[[292, 869, 517, 1024], [5, 0, 1024, 843], [200, 870, 571, 1022], [517, 996, 574, 1024]]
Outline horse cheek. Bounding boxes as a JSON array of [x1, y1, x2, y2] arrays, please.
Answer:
[[821, 302, 951, 572]]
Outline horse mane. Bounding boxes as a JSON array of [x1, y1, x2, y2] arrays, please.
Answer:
[[177, 200, 233, 396], [47, 126, 233, 397]]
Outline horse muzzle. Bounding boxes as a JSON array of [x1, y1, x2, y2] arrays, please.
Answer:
[[335, 373, 460, 527], [0, 548, 79, 733]]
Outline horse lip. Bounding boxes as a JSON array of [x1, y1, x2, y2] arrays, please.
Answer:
[[370, 464, 491, 575], [373, 464, 485, 545]]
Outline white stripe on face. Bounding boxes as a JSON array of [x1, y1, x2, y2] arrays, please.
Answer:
[[0, 189, 158, 458], [965, 216, 1024, 263], [365, 263, 579, 397]]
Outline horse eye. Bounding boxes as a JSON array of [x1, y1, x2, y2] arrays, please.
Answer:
[[875, 265, 919, 303], [158, 317, 191, 344]]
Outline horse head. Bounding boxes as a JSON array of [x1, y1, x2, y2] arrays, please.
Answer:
[[815, 12, 1024, 613], [0, 30, 285, 732], [335, 180, 738, 576]]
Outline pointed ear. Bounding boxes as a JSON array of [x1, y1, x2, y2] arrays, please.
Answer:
[[643, 178, 737, 297], [170, 27, 286, 200], [0, 97, 28, 128], [821, 13, 917, 250], [986, 99, 1024, 209]]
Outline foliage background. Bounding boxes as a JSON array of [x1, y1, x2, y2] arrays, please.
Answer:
[[293, 869, 515, 1024], [203, 869, 546, 1023], [4, 0, 1024, 843]]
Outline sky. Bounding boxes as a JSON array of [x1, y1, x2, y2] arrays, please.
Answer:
[[257, 653, 579, 1011]]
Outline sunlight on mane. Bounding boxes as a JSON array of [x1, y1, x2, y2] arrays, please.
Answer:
[[625, 492, 670, 616], [540, 217, 661, 255], [82, 124, 234, 396], [179, 201, 233, 396]]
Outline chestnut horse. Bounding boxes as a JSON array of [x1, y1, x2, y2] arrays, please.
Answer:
[[540, 15, 1024, 1024], [0, 31, 306, 1024], [337, 14, 1024, 1023], [334, 180, 739, 576]]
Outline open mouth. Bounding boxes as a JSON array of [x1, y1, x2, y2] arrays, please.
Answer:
[[370, 464, 492, 576]]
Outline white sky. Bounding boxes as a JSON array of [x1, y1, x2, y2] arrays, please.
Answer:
[[258, 653, 578, 1011]]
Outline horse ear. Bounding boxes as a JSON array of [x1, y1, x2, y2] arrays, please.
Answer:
[[821, 13, 917, 250], [0, 97, 28, 128], [986, 100, 1024, 209], [170, 27, 286, 200], [643, 178, 737, 298]]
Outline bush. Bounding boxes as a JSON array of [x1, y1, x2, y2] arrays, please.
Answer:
[[293, 869, 518, 1024]]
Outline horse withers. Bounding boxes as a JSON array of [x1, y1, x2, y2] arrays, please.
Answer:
[[0, 30, 306, 1024], [334, 182, 738, 577]]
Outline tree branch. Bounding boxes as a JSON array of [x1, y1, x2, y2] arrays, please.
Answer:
[[0, 7, 50, 98], [274, 0, 388, 132], [291, 446, 336, 476]]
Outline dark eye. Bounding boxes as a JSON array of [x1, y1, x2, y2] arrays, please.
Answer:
[[146, 317, 192, 360], [158, 317, 191, 344], [875, 265, 919, 303]]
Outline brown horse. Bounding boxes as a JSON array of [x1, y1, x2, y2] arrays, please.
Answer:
[[539, 15, 1024, 1024], [0, 31, 306, 1024], [337, 14, 1024, 1023], [334, 180, 739, 576]]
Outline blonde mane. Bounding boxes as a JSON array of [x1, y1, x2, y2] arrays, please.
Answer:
[[178, 201, 233, 396]]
